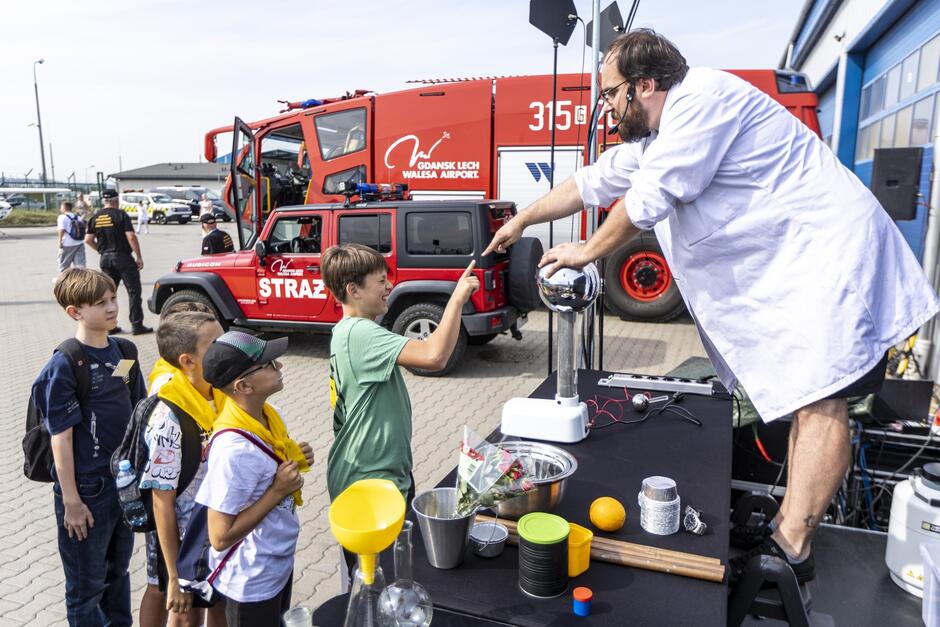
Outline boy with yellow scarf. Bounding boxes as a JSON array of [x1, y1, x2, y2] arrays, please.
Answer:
[[138, 311, 227, 627], [197, 331, 313, 626]]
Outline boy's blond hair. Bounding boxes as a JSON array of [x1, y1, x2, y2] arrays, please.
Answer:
[[156, 311, 218, 368], [321, 244, 388, 303], [53, 268, 116, 309]]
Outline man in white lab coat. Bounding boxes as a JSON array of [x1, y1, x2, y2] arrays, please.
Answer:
[[486, 29, 939, 583]]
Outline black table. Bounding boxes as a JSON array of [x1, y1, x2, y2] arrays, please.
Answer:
[[406, 369, 732, 626]]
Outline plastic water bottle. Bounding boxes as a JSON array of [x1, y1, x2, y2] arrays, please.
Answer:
[[115, 459, 148, 528]]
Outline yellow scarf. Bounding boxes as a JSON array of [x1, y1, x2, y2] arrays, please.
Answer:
[[156, 369, 226, 434], [213, 400, 309, 505], [148, 358, 177, 394]]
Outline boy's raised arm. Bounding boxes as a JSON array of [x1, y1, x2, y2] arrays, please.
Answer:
[[397, 261, 480, 371]]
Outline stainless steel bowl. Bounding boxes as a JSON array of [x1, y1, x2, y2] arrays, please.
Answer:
[[494, 441, 578, 518]]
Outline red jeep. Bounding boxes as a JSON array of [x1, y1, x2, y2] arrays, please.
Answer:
[[147, 181, 542, 375]]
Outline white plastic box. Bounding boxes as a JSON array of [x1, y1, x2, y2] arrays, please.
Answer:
[[919, 542, 940, 626]]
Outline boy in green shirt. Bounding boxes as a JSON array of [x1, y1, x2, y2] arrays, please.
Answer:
[[321, 243, 479, 504]]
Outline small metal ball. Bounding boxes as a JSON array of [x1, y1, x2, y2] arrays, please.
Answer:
[[632, 395, 649, 411]]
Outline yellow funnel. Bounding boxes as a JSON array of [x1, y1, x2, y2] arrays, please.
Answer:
[[329, 479, 406, 584]]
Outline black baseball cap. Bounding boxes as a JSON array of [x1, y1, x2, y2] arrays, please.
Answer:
[[102, 189, 118, 199], [199, 213, 217, 224], [203, 331, 288, 388]]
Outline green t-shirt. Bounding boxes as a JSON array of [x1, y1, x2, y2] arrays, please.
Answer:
[[327, 317, 412, 500]]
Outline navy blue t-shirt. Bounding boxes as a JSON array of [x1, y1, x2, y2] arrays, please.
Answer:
[[32, 339, 147, 477]]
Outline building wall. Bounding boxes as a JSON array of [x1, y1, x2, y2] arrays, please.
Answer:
[[115, 178, 225, 194], [792, 0, 939, 260], [793, 0, 890, 88], [851, 1, 940, 260]]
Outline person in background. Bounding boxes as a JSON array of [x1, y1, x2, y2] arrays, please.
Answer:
[[201, 214, 234, 255], [75, 193, 92, 219], [57, 201, 87, 273], [137, 200, 150, 235], [199, 194, 214, 218], [84, 189, 152, 335]]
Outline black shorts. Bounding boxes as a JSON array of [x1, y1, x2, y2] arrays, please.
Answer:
[[824, 352, 889, 400]]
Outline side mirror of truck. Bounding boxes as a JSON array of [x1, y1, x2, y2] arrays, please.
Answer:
[[254, 241, 267, 266]]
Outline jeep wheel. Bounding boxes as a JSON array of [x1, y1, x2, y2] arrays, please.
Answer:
[[392, 302, 466, 377], [161, 289, 229, 330], [468, 333, 499, 346], [152, 211, 167, 225], [604, 233, 685, 322]]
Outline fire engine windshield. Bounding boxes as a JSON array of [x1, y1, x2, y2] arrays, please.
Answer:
[[314, 108, 367, 160]]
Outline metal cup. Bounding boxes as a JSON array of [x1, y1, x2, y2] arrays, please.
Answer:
[[412, 487, 477, 569]]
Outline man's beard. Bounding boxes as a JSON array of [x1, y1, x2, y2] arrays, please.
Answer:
[[617, 100, 652, 143]]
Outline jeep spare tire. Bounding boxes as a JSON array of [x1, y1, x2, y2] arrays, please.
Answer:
[[603, 232, 686, 322], [506, 237, 543, 313], [391, 302, 466, 377]]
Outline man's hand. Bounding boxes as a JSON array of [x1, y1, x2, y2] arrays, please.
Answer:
[[135, 257, 144, 270], [482, 218, 525, 256], [272, 460, 303, 498], [538, 242, 590, 278], [298, 441, 315, 467], [63, 500, 95, 541], [166, 586, 192, 615], [453, 260, 480, 303]]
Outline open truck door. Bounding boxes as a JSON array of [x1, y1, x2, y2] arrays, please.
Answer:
[[229, 117, 260, 250]]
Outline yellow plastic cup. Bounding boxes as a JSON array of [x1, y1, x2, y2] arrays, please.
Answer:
[[568, 523, 594, 578]]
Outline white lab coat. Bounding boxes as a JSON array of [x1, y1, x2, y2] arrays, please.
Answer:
[[574, 67, 939, 421]]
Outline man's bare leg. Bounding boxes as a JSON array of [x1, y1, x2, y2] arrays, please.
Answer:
[[771, 398, 850, 559]]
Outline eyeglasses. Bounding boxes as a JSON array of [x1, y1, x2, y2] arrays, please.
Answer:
[[600, 79, 630, 104], [240, 360, 279, 378]]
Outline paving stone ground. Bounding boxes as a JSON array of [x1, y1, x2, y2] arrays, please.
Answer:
[[0, 223, 705, 624]]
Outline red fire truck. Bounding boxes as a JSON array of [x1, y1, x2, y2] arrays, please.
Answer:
[[206, 70, 819, 322]]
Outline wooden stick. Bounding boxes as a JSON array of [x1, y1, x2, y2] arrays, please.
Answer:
[[502, 530, 726, 584], [476, 514, 722, 568]]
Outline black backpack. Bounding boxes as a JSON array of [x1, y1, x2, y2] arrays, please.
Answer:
[[110, 394, 203, 533], [23, 338, 140, 483], [65, 213, 86, 241]]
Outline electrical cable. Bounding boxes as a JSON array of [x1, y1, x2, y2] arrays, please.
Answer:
[[868, 425, 935, 511]]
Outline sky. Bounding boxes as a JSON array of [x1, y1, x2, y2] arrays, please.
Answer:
[[1, 0, 804, 184]]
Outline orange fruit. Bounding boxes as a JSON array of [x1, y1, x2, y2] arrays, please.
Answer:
[[589, 496, 626, 532]]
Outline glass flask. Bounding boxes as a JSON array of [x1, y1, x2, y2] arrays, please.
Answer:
[[344, 557, 391, 627], [378, 520, 433, 626]]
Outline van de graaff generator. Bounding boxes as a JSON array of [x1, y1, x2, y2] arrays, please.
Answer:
[[501, 263, 600, 443]]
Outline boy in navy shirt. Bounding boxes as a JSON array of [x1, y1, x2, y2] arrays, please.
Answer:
[[32, 268, 147, 626]]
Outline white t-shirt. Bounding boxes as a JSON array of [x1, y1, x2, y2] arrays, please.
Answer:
[[139, 401, 208, 534], [195, 430, 299, 602], [57, 213, 84, 247]]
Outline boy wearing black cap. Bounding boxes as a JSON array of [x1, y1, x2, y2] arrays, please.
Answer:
[[84, 189, 151, 335], [196, 332, 313, 626], [200, 214, 234, 255]]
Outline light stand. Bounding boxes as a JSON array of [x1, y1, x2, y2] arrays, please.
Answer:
[[529, 0, 577, 377]]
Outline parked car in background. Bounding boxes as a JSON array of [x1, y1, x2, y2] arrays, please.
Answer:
[[149, 186, 231, 221], [119, 191, 191, 224]]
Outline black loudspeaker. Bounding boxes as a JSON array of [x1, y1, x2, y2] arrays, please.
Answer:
[[870, 147, 923, 221]]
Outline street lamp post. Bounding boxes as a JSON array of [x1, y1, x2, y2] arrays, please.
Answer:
[[85, 165, 95, 186], [33, 59, 48, 188]]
